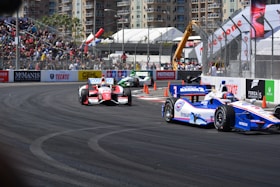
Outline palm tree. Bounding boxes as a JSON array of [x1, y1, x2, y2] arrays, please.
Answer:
[[39, 14, 83, 41]]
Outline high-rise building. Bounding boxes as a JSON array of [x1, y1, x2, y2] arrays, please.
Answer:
[[58, 0, 118, 37], [115, 0, 189, 32], [17, 0, 280, 39], [49, 0, 58, 15], [18, 0, 50, 19], [190, 0, 222, 33]]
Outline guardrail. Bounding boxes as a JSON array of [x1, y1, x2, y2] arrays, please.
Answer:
[[0, 70, 278, 105]]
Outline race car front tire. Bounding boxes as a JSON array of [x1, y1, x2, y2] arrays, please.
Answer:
[[124, 88, 132, 106], [214, 105, 235, 132], [164, 98, 177, 123], [80, 89, 89, 105]]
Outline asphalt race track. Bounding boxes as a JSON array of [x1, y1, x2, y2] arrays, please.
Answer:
[[0, 82, 279, 187]]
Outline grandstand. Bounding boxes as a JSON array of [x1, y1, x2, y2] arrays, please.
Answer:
[[196, 4, 280, 79], [0, 16, 100, 70]]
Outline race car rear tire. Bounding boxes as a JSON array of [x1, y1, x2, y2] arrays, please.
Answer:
[[214, 105, 235, 132], [273, 104, 280, 119], [134, 78, 140, 87], [273, 104, 280, 130], [124, 88, 132, 106], [80, 89, 89, 105], [164, 98, 177, 123]]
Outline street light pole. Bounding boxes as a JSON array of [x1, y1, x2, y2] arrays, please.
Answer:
[[147, 26, 150, 66], [16, 9, 19, 70], [122, 20, 124, 53], [159, 32, 162, 66]]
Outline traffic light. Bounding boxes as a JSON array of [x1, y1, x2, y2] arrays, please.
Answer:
[[0, 0, 22, 14]]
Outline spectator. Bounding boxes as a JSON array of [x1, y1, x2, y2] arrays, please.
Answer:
[[151, 63, 156, 70], [121, 52, 127, 63], [208, 62, 217, 76], [69, 62, 74, 70]]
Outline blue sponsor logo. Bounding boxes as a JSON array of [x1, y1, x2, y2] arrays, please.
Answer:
[[175, 100, 185, 112]]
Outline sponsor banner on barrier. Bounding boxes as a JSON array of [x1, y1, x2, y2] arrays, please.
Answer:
[[117, 70, 128, 78], [177, 71, 202, 81], [14, 71, 41, 82], [265, 80, 274, 102], [246, 79, 274, 102], [78, 70, 102, 81], [246, 79, 265, 100], [106, 70, 117, 79], [156, 70, 176, 80], [201, 77, 244, 99], [41, 70, 77, 82], [0, 70, 9, 82]]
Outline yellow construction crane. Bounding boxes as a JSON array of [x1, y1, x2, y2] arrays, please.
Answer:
[[171, 20, 197, 70]]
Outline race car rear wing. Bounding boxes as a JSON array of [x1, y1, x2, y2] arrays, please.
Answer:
[[169, 84, 210, 98], [88, 78, 115, 85]]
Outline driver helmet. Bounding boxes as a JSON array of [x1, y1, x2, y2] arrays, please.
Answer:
[[101, 74, 105, 81], [222, 92, 234, 101], [130, 70, 136, 76]]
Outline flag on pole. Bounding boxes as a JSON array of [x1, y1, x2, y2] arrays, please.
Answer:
[[86, 33, 95, 44], [251, 0, 266, 38], [84, 28, 104, 53]]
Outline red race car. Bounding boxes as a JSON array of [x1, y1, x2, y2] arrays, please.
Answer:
[[78, 77, 132, 106]]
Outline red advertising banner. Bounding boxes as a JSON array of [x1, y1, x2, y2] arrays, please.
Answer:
[[156, 70, 176, 80], [0, 70, 9, 82], [251, 0, 266, 38]]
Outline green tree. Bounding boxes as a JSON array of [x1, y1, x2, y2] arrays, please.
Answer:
[[102, 31, 114, 39], [39, 14, 83, 45]]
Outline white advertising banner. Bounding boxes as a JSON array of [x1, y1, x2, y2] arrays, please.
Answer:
[[41, 70, 78, 82], [201, 76, 246, 99], [195, 4, 280, 62]]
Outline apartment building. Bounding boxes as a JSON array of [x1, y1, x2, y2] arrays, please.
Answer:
[[190, 0, 222, 33], [17, 0, 280, 38], [57, 0, 119, 37], [18, 0, 51, 19], [116, 0, 189, 32]]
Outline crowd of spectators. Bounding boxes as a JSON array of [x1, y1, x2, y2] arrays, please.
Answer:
[[0, 16, 203, 72], [0, 16, 105, 70]]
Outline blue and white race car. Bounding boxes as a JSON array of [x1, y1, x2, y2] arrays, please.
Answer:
[[162, 83, 280, 132], [214, 101, 280, 131]]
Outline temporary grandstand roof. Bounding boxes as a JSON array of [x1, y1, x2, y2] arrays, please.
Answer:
[[109, 27, 183, 44], [256, 28, 280, 55]]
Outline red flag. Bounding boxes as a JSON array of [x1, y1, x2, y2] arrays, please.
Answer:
[[84, 28, 105, 53], [84, 44, 88, 54], [251, 0, 266, 38], [95, 28, 104, 38], [86, 33, 94, 44]]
